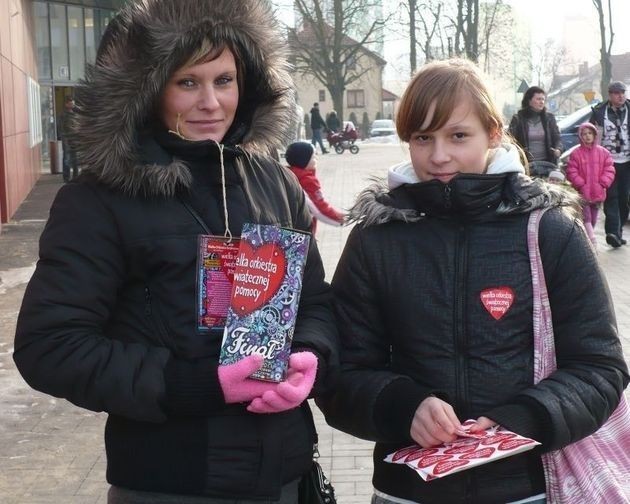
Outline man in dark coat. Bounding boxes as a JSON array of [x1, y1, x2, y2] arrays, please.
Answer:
[[59, 97, 78, 182], [589, 80, 630, 248], [310, 102, 329, 154]]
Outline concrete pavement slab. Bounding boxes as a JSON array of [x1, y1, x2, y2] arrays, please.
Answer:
[[1, 147, 629, 503]]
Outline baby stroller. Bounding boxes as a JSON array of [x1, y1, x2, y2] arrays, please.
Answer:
[[528, 160, 558, 180], [327, 122, 359, 154]]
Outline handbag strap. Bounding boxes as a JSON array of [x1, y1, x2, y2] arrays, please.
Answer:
[[527, 207, 558, 384], [301, 401, 320, 458]]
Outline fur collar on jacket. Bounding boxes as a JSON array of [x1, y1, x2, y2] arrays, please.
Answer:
[[348, 146, 580, 226], [71, 0, 294, 197]]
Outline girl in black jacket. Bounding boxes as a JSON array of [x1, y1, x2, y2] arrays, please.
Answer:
[[318, 59, 628, 504], [13, 1, 338, 502]]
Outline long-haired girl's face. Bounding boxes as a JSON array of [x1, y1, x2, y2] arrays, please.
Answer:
[[409, 95, 498, 183], [160, 48, 239, 142]]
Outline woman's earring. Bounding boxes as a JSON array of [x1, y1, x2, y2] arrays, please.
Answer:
[[168, 113, 189, 140]]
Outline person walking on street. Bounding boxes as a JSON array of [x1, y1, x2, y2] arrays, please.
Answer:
[[318, 59, 628, 504], [508, 86, 563, 178], [285, 141, 344, 234], [589, 81, 630, 248], [310, 102, 329, 154], [60, 96, 79, 182], [13, 0, 339, 502], [565, 122, 615, 246], [326, 110, 341, 133]]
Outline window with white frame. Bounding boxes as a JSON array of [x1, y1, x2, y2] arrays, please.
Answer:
[[27, 77, 43, 147]]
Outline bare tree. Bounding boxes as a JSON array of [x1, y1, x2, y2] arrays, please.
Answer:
[[531, 39, 569, 91], [479, 0, 502, 73], [454, 0, 479, 61], [592, 0, 614, 98], [405, 0, 418, 74], [289, 0, 387, 120], [417, 1, 443, 63]]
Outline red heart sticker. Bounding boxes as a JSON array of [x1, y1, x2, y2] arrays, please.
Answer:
[[497, 438, 536, 451], [391, 446, 424, 462], [232, 242, 286, 315], [480, 287, 515, 320], [415, 454, 453, 469], [460, 447, 495, 459], [444, 441, 480, 455], [432, 459, 470, 475], [480, 432, 516, 446], [404, 448, 439, 463]]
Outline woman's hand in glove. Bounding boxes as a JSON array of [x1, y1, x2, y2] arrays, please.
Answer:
[[218, 355, 278, 404], [247, 352, 317, 414]]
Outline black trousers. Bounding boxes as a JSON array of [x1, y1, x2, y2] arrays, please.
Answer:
[[604, 160, 630, 237]]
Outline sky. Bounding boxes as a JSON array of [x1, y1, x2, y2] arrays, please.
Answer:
[[508, 0, 630, 54], [380, 0, 630, 89]]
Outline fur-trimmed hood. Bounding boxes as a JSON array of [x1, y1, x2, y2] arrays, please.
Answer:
[[71, 0, 295, 197], [348, 146, 581, 226]]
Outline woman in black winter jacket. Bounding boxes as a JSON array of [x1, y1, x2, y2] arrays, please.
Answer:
[[508, 86, 563, 176], [13, 0, 338, 502], [317, 59, 628, 504]]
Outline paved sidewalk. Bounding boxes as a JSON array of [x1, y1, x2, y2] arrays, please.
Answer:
[[1, 146, 629, 503]]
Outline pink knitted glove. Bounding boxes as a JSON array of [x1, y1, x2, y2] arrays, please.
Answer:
[[247, 352, 317, 414], [218, 355, 278, 404]]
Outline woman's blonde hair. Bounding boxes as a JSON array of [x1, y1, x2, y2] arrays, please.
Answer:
[[396, 58, 504, 142]]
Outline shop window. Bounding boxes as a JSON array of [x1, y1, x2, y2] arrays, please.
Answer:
[[68, 6, 85, 81], [34, 2, 51, 79], [50, 4, 69, 81], [84, 9, 96, 64]]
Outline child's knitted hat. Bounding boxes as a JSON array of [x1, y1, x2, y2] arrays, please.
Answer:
[[548, 170, 565, 182], [285, 142, 315, 169]]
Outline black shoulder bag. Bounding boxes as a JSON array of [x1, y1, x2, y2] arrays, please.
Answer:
[[298, 404, 337, 504]]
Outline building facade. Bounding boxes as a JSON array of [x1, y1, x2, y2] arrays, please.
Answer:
[[0, 0, 122, 229]]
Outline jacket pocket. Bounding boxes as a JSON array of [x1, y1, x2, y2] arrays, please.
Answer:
[[144, 285, 170, 346], [204, 442, 261, 494]]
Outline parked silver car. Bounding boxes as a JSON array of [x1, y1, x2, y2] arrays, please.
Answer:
[[369, 119, 396, 137]]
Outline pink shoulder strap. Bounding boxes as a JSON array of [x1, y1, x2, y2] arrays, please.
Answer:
[[527, 208, 556, 383]]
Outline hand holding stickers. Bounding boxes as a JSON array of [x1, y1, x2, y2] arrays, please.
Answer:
[[385, 420, 539, 481]]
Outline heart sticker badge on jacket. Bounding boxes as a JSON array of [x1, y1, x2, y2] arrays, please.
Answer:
[[480, 287, 514, 320]]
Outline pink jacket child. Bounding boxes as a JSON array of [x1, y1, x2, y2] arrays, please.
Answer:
[[566, 122, 615, 243], [285, 141, 345, 234]]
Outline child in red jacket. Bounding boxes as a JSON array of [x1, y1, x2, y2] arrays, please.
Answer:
[[565, 122, 615, 245], [285, 141, 345, 234]]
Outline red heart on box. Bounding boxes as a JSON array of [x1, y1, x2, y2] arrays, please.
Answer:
[[233, 242, 286, 315], [405, 448, 438, 463], [415, 454, 453, 469], [480, 287, 515, 320], [444, 441, 480, 455], [497, 438, 535, 451], [432, 459, 470, 475], [460, 447, 495, 459]]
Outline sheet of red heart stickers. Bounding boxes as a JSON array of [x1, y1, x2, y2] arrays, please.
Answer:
[[385, 420, 540, 481]]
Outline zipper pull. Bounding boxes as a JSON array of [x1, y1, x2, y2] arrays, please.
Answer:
[[444, 184, 453, 209]]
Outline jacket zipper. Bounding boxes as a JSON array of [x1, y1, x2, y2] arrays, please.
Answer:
[[453, 222, 476, 501], [444, 184, 453, 209], [144, 286, 170, 346]]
